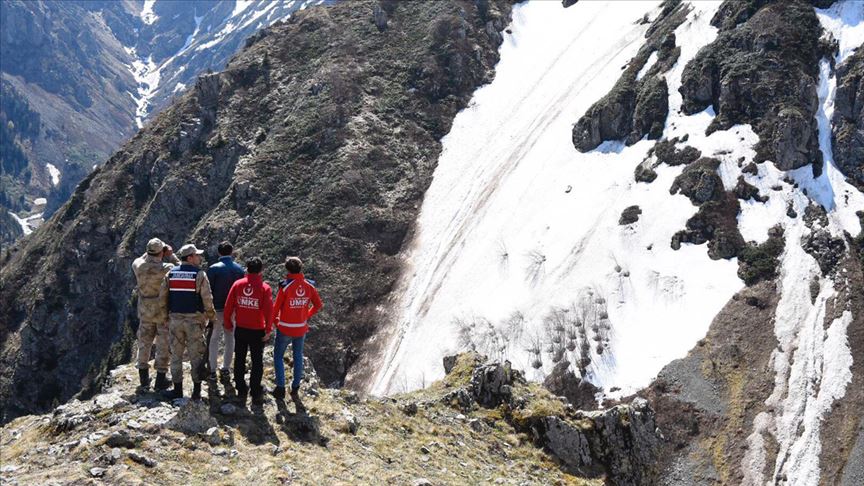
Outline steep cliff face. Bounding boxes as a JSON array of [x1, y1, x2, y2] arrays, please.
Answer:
[[0, 0, 514, 423]]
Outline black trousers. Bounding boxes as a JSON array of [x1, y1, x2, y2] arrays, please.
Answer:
[[234, 327, 265, 396]]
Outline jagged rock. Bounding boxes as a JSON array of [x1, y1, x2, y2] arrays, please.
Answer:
[[166, 400, 217, 435], [89, 467, 106, 478], [128, 451, 157, 468], [572, 6, 686, 151], [443, 355, 459, 375], [832, 47, 864, 188], [442, 388, 474, 412], [634, 162, 658, 183], [400, 402, 418, 416], [50, 400, 96, 433], [543, 361, 599, 411], [738, 225, 785, 285], [619, 205, 642, 225], [105, 429, 141, 449], [679, 1, 823, 172], [734, 175, 768, 202], [802, 228, 846, 275], [282, 414, 323, 444], [338, 409, 359, 435], [412, 479, 433, 486], [669, 158, 723, 205], [204, 426, 222, 446], [470, 361, 520, 408], [653, 138, 701, 167], [672, 193, 745, 260], [562, 0, 578, 8]]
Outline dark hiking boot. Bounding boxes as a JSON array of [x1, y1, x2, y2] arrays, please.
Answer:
[[208, 371, 217, 382], [290, 386, 300, 400], [251, 391, 264, 405], [219, 369, 231, 385], [273, 386, 286, 400], [191, 382, 202, 400], [165, 382, 183, 400], [137, 368, 150, 391], [154, 372, 170, 391]]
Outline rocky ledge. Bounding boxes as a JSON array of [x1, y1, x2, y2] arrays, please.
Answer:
[[0, 353, 660, 485]]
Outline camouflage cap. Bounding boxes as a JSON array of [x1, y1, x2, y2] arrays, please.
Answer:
[[178, 244, 205, 258], [146, 238, 166, 255]]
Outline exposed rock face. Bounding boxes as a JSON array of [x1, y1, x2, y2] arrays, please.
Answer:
[[669, 157, 724, 205], [832, 47, 864, 188], [543, 360, 600, 411], [572, 0, 688, 152], [679, 0, 825, 172], [672, 192, 745, 260], [0, 0, 514, 423], [618, 205, 643, 225], [442, 354, 661, 485]]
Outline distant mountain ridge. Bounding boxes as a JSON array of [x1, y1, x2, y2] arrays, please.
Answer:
[[0, 0, 328, 246]]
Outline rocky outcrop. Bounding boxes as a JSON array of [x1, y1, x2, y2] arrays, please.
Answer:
[[441, 354, 661, 485], [572, 0, 689, 152], [618, 205, 642, 225], [737, 225, 784, 285], [832, 47, 864, 188], [679, 0, 825, 172], [0, 353, 655, 484], [0, 0, 514, 423], [672, 192, 746, 260], [543, 360, 600, 411], [669, 157, 724, 205]]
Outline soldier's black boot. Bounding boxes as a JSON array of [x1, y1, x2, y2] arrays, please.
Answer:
[[273, 386, 285, 400], [154, 372, 170, 391], [191, 382, 202, 401], [165, 382, 183, 400], [137, 368, 150, 391]]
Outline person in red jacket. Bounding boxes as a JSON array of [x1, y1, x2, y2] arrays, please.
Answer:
[[223, 257, 273, 405], [271, 256, 323, 400]]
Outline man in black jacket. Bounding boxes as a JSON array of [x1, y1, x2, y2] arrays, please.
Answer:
[[206, 241, 245, 384]]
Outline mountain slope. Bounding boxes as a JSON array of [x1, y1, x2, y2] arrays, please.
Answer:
[[0, 0, 327, 245], [0, 0, 513, 423]]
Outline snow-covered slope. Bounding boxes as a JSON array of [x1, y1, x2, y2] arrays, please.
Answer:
[[368, 0, 740, 396], [367, 0, 864, 433]]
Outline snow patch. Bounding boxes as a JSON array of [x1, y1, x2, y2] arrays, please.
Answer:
[[46, 163, 60, 186], [636, 51, 658, 81], [140, 0, 158, 25]]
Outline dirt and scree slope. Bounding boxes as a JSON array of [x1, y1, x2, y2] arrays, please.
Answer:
[[0, 0, 515, 423]]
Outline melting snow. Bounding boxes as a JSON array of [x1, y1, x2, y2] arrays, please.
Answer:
[[740, 3, 863, 484], [46, 163, 60, 186], [140, 0, 158, 25]]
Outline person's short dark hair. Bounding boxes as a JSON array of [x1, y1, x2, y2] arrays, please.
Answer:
[[285, 256, 303, 274], [218, 241, 233, 256], [246, 257, 263, 274]]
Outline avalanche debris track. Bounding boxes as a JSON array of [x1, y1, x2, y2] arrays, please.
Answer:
[[370, 0, 749, 398], [741, 3, 864, 484]]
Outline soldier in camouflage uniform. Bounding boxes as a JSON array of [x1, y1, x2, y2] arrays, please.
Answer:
[[131, 238, 179, 391], [159, 243, 216, 400]]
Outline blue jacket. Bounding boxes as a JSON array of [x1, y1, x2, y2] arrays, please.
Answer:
[[207, 256, 245, 310]]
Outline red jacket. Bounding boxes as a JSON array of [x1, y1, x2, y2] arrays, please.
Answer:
[[271, 273, 323, 337], [223, 273, 273, 333]]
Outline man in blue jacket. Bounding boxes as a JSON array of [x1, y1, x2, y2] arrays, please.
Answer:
[[206, 241, 246, 384]]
